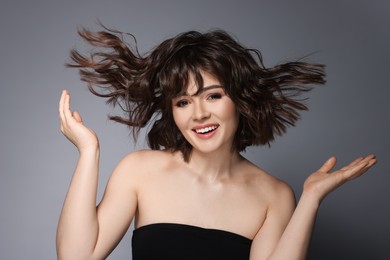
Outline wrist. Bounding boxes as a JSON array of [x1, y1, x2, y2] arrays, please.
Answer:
[[299, 192, 321, 209], [78, 145, 100, 157]]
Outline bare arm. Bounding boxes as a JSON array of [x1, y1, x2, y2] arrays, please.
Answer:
[[56, 90, 137, 259], [251, 155, 377, 260]]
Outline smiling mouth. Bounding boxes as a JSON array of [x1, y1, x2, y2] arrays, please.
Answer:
[[193, 125, 219, 134]]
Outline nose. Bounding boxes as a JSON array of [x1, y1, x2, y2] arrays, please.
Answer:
[[192, 100, 210, 121]]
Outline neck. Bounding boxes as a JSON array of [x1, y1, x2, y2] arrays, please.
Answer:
[[186, 148, 242, 182]]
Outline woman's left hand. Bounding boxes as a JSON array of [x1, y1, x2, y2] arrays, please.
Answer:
[[302, 154, 377, 203]]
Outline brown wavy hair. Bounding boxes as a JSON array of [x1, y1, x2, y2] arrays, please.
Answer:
[[67, 27, 326, 161]]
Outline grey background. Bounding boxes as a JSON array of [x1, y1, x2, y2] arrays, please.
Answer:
[[0, 0, 389, 259]]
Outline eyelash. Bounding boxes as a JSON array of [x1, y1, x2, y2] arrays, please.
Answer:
[[175, 100, 189, 107], [207, 93, 222, 100], [174, 93, 223, 107]]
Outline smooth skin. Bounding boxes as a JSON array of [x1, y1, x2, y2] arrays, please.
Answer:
[[57, 74, 376, 260]]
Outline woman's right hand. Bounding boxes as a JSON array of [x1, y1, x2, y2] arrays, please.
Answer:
[[58, 90, 99, 152]]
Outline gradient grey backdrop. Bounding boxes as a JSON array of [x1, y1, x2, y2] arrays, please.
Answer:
[[1, 0, 389, 259]]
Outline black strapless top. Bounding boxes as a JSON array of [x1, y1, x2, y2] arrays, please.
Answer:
[[132, 223, 252, 260]]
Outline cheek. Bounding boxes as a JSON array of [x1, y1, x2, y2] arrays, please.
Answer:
[[221, 100, 238, 121], [172, 110, 180, 127], [172, 109, 186, 131]]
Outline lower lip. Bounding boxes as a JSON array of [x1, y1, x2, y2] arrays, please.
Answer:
[[194, 128, 218, 139]]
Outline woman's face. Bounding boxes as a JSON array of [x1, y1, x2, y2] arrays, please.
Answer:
[[172, 71, 239, 154]]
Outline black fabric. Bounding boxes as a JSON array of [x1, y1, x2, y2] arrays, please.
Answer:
[[132, 223, 252, 260]]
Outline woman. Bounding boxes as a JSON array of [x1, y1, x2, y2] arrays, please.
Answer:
[[56, 28, 376, 260]]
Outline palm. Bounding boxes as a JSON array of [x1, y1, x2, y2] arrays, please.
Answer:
[[58, 90, 99, 151], [303, 155, 376, 203]]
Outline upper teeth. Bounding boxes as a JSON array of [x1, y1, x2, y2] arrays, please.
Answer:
[[195, 126, 218, 134]]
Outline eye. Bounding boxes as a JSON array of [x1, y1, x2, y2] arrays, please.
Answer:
[[175, 99, 190, 107], [207, 93, 222, 100]]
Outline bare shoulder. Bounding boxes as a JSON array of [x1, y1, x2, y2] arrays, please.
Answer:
[[113, 149, 176, 177], [240, 158, 295, 206], [120, 149, 172, 164], [105, 149, 176, 193]]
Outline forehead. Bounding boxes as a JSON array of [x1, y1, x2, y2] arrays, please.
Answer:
[[183, 70, 222, 96]]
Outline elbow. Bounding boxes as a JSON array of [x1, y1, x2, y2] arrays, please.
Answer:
[[56, 249, 94, 260], [56, 238, 95, 260]]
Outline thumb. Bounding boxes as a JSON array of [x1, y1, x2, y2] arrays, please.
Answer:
[[318, 156, 337, 173], [72, 111, 83, 124]]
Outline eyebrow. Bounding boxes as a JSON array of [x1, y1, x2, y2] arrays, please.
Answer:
[[177, 85, 223, 97]]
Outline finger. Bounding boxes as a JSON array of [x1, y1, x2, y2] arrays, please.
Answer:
[[368, 157, 377, 167], [362, 155, 377, 169], [344, 162, 369, 180], [365, 154, 376, 161], [72, 111, 83, 124], [63, 91, 73, 123], [58, 90, 67, 121], [355, 154, 376, 169], [342, 155, 376, 180], [340, 154, 376, 171], [340, 157, 364, 171], [318, 156, 337, 173], [59, 90, 69, 133]]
